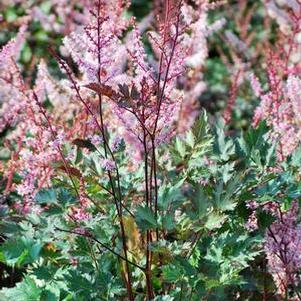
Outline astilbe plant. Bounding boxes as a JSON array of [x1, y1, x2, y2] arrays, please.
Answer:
[[2, 0, 301, 300], [0, 1, 221, 299], [60, 1, 219, 297]]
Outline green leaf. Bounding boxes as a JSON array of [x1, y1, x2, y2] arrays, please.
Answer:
[[2, 277, 42, 301], [161, 213, 175, 231], [35, 189, 57, 204], [213, 123, 235, 161], [192, 110, 210, 142], [0, 251, 5, 263], [0, 221, 21, 235], [1, 238, 42, 267], [205, 212, 227, 230], [0, 292, 8, 301], [175, 137, 186, 158], [221, 162, 235, 184], [135, 206, 157, 232], [5, 8, 18, 22], [291, 146, 301, 167], [21, 43, 32, 63], [186, 130, 195, 148], [215, 176, 240, 211], [40, 289, 59, 301], [158, 180, 184, 210], [162, 264, 184, 282]]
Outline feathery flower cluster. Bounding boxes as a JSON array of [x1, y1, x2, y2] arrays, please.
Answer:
[[0, 23, 57, 206], [69, 178, 91, 222], [245, 211, 258, 231], [178, 3, 225, 132], [0, 24, 86, 206], [62, 0, 130, 84], [251, 1, 301, 159], [252, 71, 301, 159], [0, 0, 90, 35], [0, 23, 28, 132], [106, 0, 220, 153], [102, 158, 115, 172], [265, 201, 301, 296], [245, 200, 259, 231], [266, 0, 292, 34]]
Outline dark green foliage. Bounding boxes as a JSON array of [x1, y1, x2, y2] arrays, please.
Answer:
[[1, 114, 299, 300]]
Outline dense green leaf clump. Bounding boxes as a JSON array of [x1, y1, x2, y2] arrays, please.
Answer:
[[1, 114, 300, 300]]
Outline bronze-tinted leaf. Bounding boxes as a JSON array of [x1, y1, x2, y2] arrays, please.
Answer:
[[118, 83, 130, 98], [118, 99, 132, 108], [85, 83, 119, 100], [57, 165, 82, 178], [72, 138, 97, 152], [130, 86, 140, 100]]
